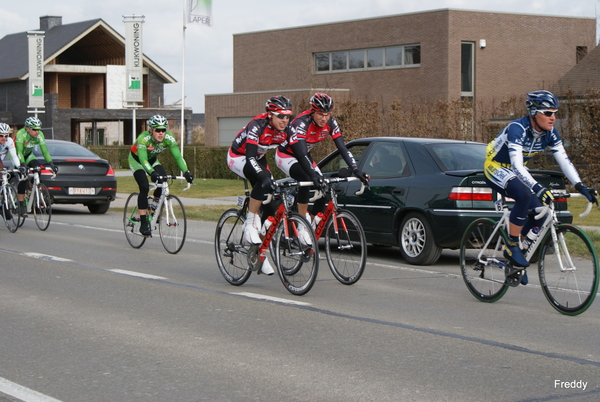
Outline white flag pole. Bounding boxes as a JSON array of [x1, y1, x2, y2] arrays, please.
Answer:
[[180, 0, 186, 164]]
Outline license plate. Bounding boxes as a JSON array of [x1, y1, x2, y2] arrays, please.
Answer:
[[69, 187, 95, 195]]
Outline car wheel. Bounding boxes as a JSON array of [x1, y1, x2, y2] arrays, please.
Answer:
[[399, 212, 442, 265], [88, 202, 110, 214]]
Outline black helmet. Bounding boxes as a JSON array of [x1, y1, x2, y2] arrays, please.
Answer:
[[525, 90, 559, 116], [265, 95, 292, 114], [310, 93, 334, 113]]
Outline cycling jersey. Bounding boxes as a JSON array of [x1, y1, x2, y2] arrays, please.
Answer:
[[484, 115, 580, 189], [15, 128, 52, 165], [0, 137, 21, 167], [129, 131, 188, 174], [230, 113, 290, 158], [278, 110, 358, 170]]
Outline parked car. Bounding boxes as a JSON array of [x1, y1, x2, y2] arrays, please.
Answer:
[[316, 137, 572, 266], [7, 139, 117, 214]]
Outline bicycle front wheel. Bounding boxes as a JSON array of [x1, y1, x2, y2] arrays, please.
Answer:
[[275, 212, 318, 296], [158, 195, 187, 254], [215, 208, 252, 286], [33, 184, 51, 231], [123, 192, 146, 249], [2, 185, 19, 233], [538, 224, 599, 315], [324, 210, 367, 285], [460, 218, 509, 302]]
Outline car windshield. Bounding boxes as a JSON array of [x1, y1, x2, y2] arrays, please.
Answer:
[[427, 143, 486, 172], [32, 142, 98, 158]]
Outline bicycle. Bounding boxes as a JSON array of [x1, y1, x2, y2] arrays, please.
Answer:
[[303, 175, 368, 284], [214, 178, 318, 296], [18, 165, 54, 231], [0, 168, 20, 232], [460, 191, 599, 315], [123, 175, 190, 254]]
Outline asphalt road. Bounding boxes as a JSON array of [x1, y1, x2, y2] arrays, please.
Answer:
[[0, 204, 599, 402]]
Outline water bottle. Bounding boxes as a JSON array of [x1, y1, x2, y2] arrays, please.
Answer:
[[522, 227, 539, 250], [312, 212, 325, 230], [260, 216, 276, 236]]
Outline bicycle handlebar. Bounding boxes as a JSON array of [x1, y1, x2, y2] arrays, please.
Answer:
[[534, 191, 599, 219], [308, 176, 367, 202], [150, 175, 192, 191]]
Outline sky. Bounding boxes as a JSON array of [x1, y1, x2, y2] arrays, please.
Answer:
[[1, 1, 599, 113]]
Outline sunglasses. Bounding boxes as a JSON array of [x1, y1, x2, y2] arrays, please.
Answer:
[[272, 113, 291, 120], [539, 110, 557, 117], [154, 129, 167, 133]]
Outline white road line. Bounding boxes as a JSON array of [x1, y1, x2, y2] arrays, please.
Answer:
[[23, 253, 73, 262], [0, 377, 63, 402], [233, 292, 312, 306], [109, 269, 168, 280]]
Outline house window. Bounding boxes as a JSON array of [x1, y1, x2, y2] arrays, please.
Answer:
[[576, 46, 588, 64], [461, 42, 474, 96], [315, 44, 420, 73]]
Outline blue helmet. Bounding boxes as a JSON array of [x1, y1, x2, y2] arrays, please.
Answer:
[[525, 90, 559, 116]]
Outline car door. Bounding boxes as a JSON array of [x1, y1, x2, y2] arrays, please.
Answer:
[[342, 141, 412, 244]]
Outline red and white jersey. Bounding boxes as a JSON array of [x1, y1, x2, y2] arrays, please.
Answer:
[[230, 113, 291, 159], [279, 110, 342, 154]]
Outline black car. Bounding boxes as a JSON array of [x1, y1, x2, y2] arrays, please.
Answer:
[[8, 140, 117, 214], [317, 137, 571, 266]]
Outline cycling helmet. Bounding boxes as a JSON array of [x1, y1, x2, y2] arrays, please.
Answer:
[[24, 116, 42, 130], [148, 115, 168, 129], [525, 90, 559, 116], [310, 93, 334, 113], [0, 122, 11, 134], [265, 96, 293, 115]]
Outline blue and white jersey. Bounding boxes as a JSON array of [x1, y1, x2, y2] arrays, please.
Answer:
[[484, 115, 580, 189], [0, 137, 21, 167]]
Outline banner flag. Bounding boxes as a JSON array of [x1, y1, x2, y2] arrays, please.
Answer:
[[188, 0, 212, 26], [124, 17, 144, 103], [27, 31, 45, 109]]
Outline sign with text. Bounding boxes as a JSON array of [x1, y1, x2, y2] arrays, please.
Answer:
[[188, 0, 212, 26], [27, 31, 45, 109], [124, 17, 144, 103]]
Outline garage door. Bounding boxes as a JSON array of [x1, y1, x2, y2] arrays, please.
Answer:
[[218, 117, 253, 146]]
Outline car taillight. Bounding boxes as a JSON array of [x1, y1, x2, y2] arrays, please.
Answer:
[[449, 186, 493, 201], [106, 166, 115, 177], [40, 168, 54, 176]]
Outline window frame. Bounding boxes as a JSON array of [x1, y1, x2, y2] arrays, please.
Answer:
[[315, 44, 421, 74]]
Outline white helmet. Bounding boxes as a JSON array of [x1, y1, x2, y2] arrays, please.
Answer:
[[0, 122, 11, 134]]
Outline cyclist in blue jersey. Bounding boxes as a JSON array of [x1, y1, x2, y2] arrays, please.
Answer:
[[484, 90, 596, 275]]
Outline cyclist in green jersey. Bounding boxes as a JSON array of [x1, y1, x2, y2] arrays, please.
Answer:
[[129, 115, 194, 237], [15, 117, 57, 217]]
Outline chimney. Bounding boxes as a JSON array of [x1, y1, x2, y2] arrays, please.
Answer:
[[40, 16, 62, 31]]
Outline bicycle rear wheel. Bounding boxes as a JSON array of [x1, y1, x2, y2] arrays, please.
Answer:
[[33, 184, 51, 231], [2, 185, 19, 233], [275, 212, 318, 296], [158, 195, 187, 254], [324, 210, 367, 285], [123, 192, 146, 249], [460, 218, 509, 302], [538, 224, 599, 315], [215, 208, 252, 285]]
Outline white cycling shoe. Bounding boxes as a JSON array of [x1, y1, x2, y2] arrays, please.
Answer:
[[260, 257, 275, 275], [244, 212, 262, 244], [298, 226, 313, 246]]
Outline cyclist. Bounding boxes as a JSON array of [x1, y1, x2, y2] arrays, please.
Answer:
[[0, 123, 24, 172], [15, 117, 57, 217], [275, 93, 369, 235], [484, 90, 596, 276], [129, 114, 194, 237], [226, 95, 293, 275]]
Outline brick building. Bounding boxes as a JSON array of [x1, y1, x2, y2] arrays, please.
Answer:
[[0, 16, 193, 145], [205, 9, 595, 146]]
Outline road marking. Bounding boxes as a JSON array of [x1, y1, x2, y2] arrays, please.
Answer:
[[23, 253, 73, 262], [109, 269, 168, 280], [232, 292, 312, 306], [0, 376, 63, 402]]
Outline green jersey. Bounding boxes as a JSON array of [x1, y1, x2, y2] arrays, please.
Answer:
[[129, 131, 188, 173], [15, 128, 52, 164]]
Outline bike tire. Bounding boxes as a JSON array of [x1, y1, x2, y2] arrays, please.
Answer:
[[123, 192, 146, 249], [275, 212, 318, 296], [324, 209, 367, 285], [538, 224, 599, 315], [460, 218, 509, 302], [17, 187, 30, 228], [158, 195, 187, 254], [215, 208, 252, 286], [33, 184, 51, 231], [2, 185, 19, 233]]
